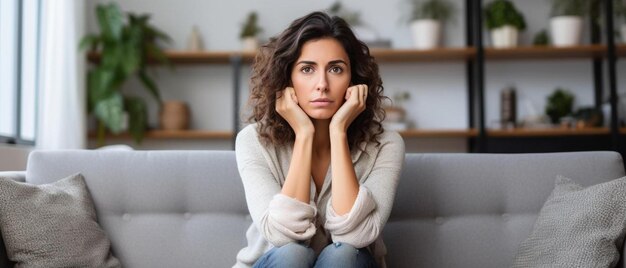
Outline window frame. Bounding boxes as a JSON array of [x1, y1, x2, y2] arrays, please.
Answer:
[[0, 0, 40, 146]]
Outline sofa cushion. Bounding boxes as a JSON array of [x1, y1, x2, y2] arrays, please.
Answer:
[[0, 173, 121, 267], [511, 175, 626, 267]]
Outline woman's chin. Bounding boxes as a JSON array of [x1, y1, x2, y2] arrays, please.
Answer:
[[306, 111, 335, 121]]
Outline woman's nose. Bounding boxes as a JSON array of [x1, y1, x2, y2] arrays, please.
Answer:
[[316, 74, 328, 92]]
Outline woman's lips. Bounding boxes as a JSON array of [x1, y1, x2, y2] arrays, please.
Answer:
[[311, 98, 333, 107]]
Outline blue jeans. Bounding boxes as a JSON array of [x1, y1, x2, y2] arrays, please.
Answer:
[[252, 242, 377, 268]]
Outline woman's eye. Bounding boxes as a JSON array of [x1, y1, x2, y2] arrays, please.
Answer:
[[330, 66, 343, 74], [301, 66, 314, 74]]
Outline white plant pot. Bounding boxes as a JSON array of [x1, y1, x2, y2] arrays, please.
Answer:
[[242, 37, 259, 51], [410, 19, 441, 50], [490, 25, 519, 48], [550, 16, 583, 47], [622, 24, 626, 43]]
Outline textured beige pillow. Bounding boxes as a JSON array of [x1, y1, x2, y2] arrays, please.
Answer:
[[0, 173, 121, 267], [511, 175, 626, 267]]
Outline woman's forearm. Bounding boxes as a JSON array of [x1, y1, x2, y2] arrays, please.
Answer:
[[281, 133, 314, 203], [329, 130, 359, 215]]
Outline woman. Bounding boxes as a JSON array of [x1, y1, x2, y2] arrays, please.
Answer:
[[234, 11, 405, 268]]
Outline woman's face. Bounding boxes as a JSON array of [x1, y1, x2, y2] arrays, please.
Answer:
[[290, 37, 351, 120]]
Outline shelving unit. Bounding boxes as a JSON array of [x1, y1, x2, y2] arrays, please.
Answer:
[[86, 0, 624, 155]]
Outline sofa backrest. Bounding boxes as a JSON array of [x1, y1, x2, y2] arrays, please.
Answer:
[[22, 150, 626, 268], [385, 151, 626, 268], [25, 150, 249, 268]]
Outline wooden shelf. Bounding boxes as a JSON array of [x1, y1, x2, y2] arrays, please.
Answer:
[[487, 127, 610, 137], [87, 127, 620, 140], [87, 50, 256, 64], [370, 47, 475, 62], [485, 45, 606, 60], [399, 129, 477, 138], [88, 130, 234, 139]]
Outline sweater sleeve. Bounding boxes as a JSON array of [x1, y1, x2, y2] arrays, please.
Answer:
[[324, 131, 405, 248], [235, 125, 317, 247]]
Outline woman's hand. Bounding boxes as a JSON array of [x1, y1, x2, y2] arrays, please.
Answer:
[[276, 87, 314, 136], [330, 84, 368, 133]]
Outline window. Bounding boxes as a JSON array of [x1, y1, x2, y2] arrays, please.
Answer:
[[0, 0, 40, 145]]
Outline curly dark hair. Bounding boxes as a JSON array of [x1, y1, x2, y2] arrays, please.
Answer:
[[246, 11, 385, 151]]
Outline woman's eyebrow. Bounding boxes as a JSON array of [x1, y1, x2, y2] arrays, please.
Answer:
[[295, 59, 348, 66], [328, 60, 348, 65]]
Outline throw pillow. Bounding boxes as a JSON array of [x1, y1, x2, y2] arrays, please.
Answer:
[[0, 173, 121, 267], [511, 175, 626, 267]]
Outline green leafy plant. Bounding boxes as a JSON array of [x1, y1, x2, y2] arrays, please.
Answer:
[[328, 2, 362, 26], [484, 0, 526, 30], [408, 0, 456, 22], [240, 12, 262, 39], [545, 88, 575, 124], [550, 0, 591, 17], [533, 29, 550, 45], [80, 3, 171, 145]]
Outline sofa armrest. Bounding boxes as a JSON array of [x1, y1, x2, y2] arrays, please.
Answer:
[[0, 171, 22, 267], [0, 171, 25, 182]]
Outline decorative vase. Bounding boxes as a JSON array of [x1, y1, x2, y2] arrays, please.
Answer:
[[242, 37, 258, 52], [491, 25, 519, 48], [160, 101, 190, 130], [410, 19, 442, 50], [500, 87, 517, 129], [187, 25, 204, 51], [550, 16, 583, 47]]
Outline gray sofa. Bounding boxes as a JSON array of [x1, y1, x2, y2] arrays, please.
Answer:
[[0, 150, 625, 267]]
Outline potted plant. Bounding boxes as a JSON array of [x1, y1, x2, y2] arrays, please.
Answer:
[[484, 0, 526, 48], [545, 88, 575, 125], [549, 0, 590, 46], [240, 12, 262, 51], [407, 0, 456, 50], [80, 3, 171, 145]]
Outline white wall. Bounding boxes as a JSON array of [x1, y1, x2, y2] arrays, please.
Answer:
[[85, 0, 625, 152], [0, 144, 31, 171]]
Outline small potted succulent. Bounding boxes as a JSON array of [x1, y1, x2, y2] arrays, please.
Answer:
[[407, 0, 456, 50], [240, 12, 262, 51], [484, 0, 526, 48], [545, 88, 575, 125], [549, 0, 590, 46]]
